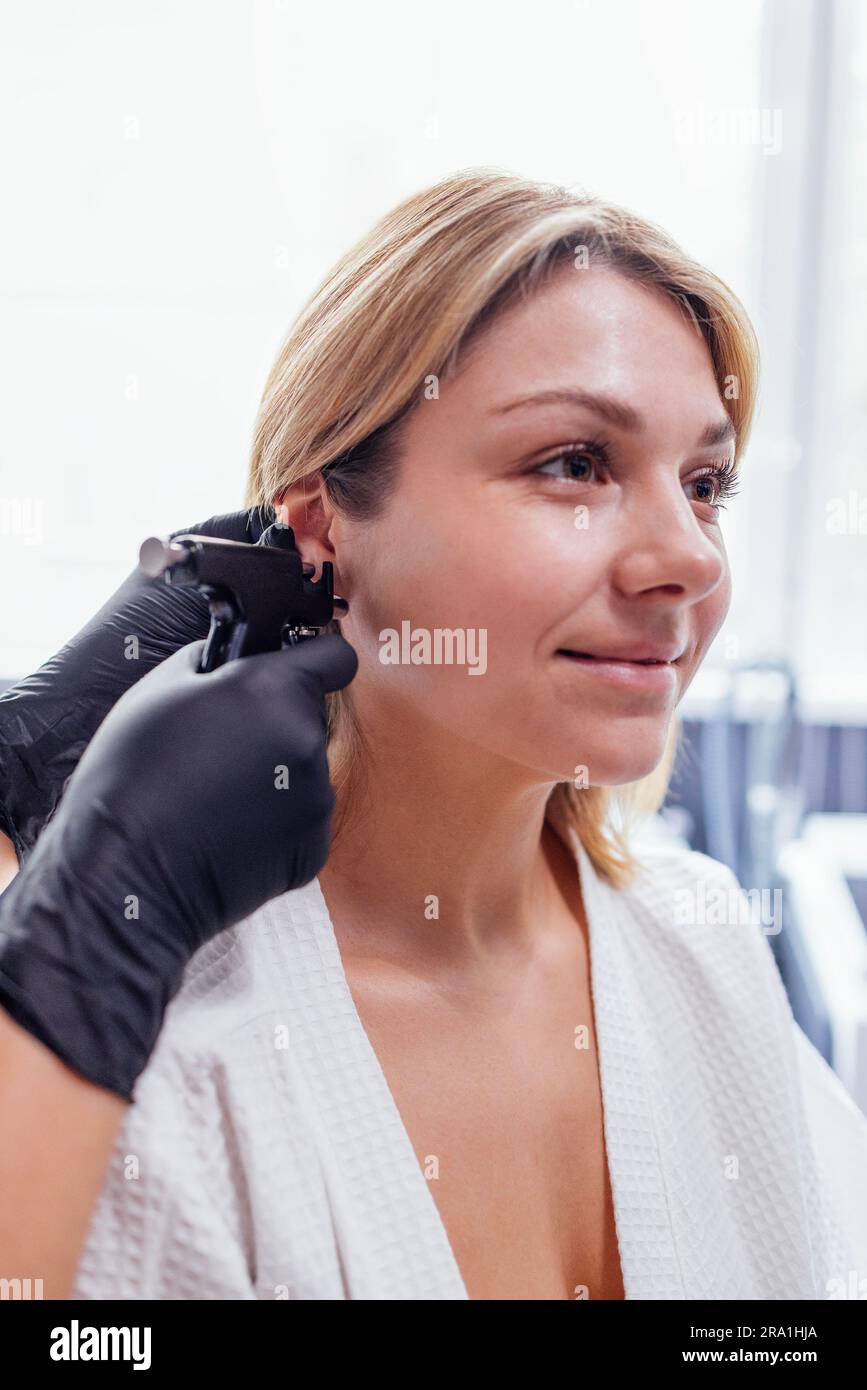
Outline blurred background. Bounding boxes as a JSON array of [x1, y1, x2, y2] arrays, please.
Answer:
[[1, 0, 866, 1097]]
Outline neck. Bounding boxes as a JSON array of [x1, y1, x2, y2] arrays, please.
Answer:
[[319, 697, 581, 967]]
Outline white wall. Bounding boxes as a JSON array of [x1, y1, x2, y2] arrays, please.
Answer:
[[0, 0, 764, 677]]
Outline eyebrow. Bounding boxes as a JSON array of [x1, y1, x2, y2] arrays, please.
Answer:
[[490, 388, 736, 449]]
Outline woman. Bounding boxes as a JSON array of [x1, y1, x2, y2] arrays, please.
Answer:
[[28, 168, 867, 1299]]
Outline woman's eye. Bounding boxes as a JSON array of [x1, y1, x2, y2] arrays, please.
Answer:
[[532, 446, 606, 484], [690, 476, 717, 504], [527, 447, 740, 510], [686, 461, 740, 510]]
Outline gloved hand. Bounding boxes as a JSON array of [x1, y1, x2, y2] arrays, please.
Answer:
[[0, 508, 268, 864], [0, 630, 358, 1102]]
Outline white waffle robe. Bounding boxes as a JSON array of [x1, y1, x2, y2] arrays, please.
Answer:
[[71, 818, 867, 1300]]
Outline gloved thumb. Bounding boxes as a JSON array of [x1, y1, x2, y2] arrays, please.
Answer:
[[282, 632, 359, 694]]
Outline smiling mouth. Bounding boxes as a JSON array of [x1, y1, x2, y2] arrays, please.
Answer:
[[554, 649, 680, 689], [556, 650, 673, 665]]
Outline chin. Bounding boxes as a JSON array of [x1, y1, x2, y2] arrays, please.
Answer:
[[560, 739, 670, 789]]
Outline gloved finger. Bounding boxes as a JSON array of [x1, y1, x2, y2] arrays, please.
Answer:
[[208, 631, 360, 699], [284, 632, 360, 695], [168, 508, 268, 545], [122, 637, 209, 692]]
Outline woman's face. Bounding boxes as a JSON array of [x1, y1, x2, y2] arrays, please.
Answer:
[[300, 264, 735, 788]]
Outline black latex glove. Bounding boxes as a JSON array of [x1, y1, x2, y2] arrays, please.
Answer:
[[0, 508, 268, 865], [0, 631, 358, 1102]]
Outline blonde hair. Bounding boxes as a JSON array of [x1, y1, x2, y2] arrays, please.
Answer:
[[245, 167, 760, 888]]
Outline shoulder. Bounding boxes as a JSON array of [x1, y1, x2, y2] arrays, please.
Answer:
[[626, 840, 757, 916], [144, 877, 327, 1059], [610, 840, 781, 965], [592, 839, 794, 1048], [72, 1030, 257, 1298], [73, 880, 327, 1299], [115, 874, 328, 1149], [613, 844, 867, 1290]]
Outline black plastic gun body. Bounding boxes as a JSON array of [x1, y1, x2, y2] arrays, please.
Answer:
[[138, 522, 348, 671]]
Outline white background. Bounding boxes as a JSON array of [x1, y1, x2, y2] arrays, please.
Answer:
[[0, 0, 863, 723]]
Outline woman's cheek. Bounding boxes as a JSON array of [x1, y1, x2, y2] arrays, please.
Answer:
[[690, 576, 732, 671], [705, 559, 732, 627]]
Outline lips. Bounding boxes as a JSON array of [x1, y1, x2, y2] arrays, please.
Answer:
[[556, 644, 684, 665], [554, 648, 681, 691]]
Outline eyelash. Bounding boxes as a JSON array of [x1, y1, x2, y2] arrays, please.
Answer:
[[531, 440, 742, 510]]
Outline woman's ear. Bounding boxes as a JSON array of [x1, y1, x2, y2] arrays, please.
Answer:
[[273, 479, 339, 586]]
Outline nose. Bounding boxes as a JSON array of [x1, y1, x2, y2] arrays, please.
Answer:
[[610, 476, 726, 604]]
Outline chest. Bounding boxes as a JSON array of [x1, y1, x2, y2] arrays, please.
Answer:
[[341, 939, 626, 1301]]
